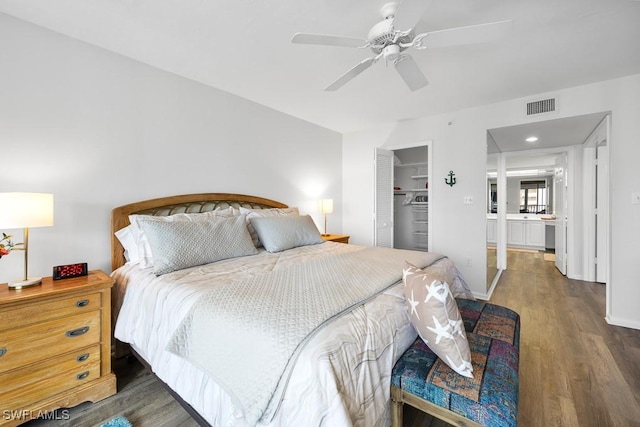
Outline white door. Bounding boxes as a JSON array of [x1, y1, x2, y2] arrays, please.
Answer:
[[596, 143, 609, 283], [374, 147, 394, 247], [554, 153, 568, 275]]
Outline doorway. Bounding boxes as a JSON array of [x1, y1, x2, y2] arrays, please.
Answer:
[[485, 112, 610, 287], [374, 141, 432, 251]]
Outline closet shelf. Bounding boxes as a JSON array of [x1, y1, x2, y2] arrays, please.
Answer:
[[411, 175, 428, 179], [393, 189, 428, 194], [396, 162, 427, 168]]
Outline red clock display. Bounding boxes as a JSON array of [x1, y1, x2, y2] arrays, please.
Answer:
[[53, 263, 88, 280]]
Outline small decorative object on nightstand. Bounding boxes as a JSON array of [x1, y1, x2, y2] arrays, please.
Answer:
[[321, 234, 350, 244], [0, 270, 116, 426]]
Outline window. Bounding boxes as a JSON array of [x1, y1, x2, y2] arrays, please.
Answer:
[[520, 180, 547, 213]]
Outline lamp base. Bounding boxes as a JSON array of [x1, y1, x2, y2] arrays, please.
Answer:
[[8, 277, 43, 290]]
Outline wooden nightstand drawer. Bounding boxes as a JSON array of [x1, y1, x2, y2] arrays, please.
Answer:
[[0, 311, 101, 374], [1, 293, 101, 328], [0, 345, 101, 408]]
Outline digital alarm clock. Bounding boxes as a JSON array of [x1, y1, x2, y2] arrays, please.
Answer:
[[53, 263, 88, 280]]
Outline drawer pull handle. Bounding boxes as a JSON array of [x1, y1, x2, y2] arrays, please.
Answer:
[[76, 371, 90, 380], [0, 347, 6, 358], [66, 326, 90, 337], [77, 353, 90, 362], [76, 299, 90, 308]]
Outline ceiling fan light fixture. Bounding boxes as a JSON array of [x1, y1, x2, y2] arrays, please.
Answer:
[[383, 44, 400, 61]]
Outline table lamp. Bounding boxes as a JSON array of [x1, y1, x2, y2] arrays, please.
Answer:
[[318, 199, 333, 236], [0, 193, 54, 289]]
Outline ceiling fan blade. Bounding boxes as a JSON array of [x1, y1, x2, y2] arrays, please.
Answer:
[[325, 57, 378, 91], [393, 0, 434, 31], [415, 20, 513, 49], [291, 32, 368, 48], [394, 54, 428, 91]]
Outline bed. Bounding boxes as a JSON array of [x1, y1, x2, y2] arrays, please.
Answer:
[[110, 193, 470, 427]]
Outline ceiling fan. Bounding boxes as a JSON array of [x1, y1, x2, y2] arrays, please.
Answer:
[[292, 0, 512, 92]]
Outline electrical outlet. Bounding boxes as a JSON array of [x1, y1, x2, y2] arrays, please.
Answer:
[[632, 192, 640, 205], [464, 196, 474, 205], [465, 257, 472, 267]]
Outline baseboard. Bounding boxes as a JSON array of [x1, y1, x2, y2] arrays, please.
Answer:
[[605, 315, 640, 330]]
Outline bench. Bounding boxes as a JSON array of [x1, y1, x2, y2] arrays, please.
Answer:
[[391, 298, 520, 427]]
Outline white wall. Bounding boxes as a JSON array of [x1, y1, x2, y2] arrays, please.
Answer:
[[343, 74, 640, 329], [0, 14, 342, 282]]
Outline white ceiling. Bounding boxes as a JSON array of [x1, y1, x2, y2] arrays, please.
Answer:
[[487, 111, 608, 154], [486, 111, 608, 177], [0, 0, 639, 135]]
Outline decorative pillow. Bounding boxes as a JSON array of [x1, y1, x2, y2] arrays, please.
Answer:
[[239, 207, 299, 247], [115, 225, 139, 264], [136, 214, 257, 276], [249, 214, 324, 253], [129, 207, 238, 268], [428, 258, 476, 300], [402, 262, 474, 378]]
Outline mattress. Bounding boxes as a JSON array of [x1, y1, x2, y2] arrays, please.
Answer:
[[113, 242, 420, 426]]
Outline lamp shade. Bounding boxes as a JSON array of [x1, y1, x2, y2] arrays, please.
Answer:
[[0, 193, 54, 228], [319, 199, 334, 214]]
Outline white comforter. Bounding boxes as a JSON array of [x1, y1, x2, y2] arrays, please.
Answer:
[[113, 242, 421, 427]]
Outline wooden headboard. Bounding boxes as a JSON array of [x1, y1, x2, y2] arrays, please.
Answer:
[[110, 193, 288, 271]]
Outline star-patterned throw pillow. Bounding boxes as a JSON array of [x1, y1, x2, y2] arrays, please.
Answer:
[[402, 262, 474, 378]]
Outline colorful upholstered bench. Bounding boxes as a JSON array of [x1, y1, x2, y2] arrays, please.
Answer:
[[391, 299, 520, 427]]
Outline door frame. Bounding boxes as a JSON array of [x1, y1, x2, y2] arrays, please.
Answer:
[[496, 145, 578, 276], [554, 151, 568, 275], [374, 140, 433, 250], [582, 115, 610, 283]]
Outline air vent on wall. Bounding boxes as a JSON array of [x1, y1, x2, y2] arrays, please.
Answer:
[[526, 98, 556, 115]]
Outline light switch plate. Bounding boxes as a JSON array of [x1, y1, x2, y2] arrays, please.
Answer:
[[632, 192, 640, 205], [464, 196, 474, 205]]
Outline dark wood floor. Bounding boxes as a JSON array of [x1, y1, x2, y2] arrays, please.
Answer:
[[25, 250, 640, 426]]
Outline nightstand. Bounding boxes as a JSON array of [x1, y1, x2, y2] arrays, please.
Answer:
[[322, 234, 350, 244], [0, 270, 116, 426]]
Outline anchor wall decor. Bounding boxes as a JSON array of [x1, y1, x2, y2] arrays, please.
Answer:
[[445, 170, 457, 187]]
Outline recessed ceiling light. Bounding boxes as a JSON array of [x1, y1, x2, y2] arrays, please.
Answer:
[[525, 136, 539, 143]]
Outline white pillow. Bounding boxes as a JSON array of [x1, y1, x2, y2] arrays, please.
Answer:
[[128, 207, 238, 268], [136, 214, 257, 276], [114, 225, 139, 264], [239, 207, 299, 247], [249, 214, 324, 253]]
